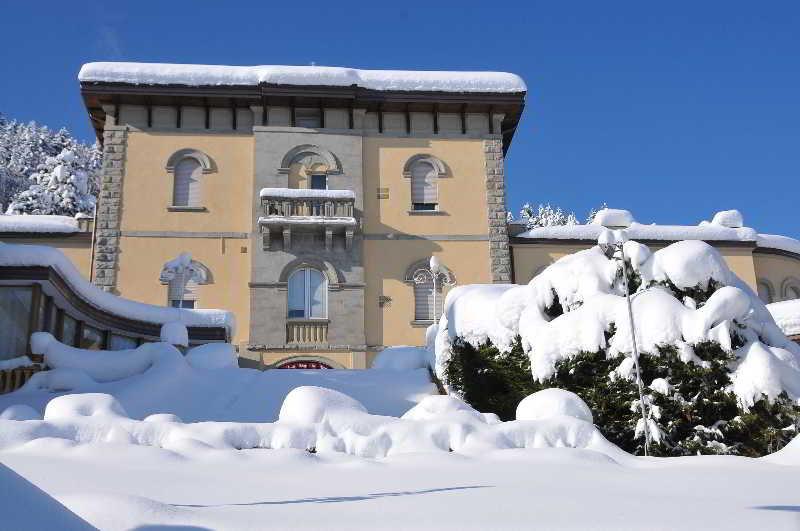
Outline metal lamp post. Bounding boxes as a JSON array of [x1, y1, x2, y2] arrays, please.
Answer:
[[599, 228, 651, 456]]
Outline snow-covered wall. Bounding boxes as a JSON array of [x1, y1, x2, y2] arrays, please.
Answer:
[[78, 62, 527, 94]]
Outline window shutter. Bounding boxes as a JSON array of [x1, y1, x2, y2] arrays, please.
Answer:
[[410, 162, 438, 204], [413, 274, 443, 321], [173, 158, 202, 206]]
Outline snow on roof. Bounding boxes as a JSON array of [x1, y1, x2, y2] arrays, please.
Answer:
[[590, 208, 635, 228], [517, 209, 800, 255], [260, 188, 355, 200], [767, 299, 800, 337], [78, 62, 527, 94], [0, 214, 80, 233], [0, 242, 235, 333]]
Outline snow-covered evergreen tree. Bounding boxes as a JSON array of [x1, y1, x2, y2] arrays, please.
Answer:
[[0, 112, 101, 214], [6, 149, 96, 216], [519, 203, 579, 228], [585, 202, 609, 224]]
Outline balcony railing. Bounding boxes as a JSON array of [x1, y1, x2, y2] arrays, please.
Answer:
[[286, 319, 329, 346], [263, 198, 355, 218]]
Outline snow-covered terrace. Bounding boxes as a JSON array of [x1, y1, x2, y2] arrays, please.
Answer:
[[768, 299, 800, 338], [512, 209, 800, 256], [78, 62, 527, 93]]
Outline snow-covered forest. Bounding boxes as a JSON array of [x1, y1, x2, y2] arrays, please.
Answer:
[[0, 113, 101, 216]]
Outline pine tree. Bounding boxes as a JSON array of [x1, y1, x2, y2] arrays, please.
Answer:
[[519, 203, 579, 228], [6, 149, 96, 216], [0, 112, 100, 213]]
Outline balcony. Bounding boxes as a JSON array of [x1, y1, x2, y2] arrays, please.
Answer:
[[286, 319, 329, 346], [258, 188, 358, 251]]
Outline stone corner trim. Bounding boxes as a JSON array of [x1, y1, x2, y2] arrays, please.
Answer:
[[92, 126, 128, 292], [483, 138, 511, 283]]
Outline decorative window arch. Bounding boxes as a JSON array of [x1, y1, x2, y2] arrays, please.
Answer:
[[288, 268, 327, 319], [165, 149, 215, 208], [404, 259, 456, 322], [159, 255, 212, 309], [757, 278, 775, 304], [782, 277, 800, 301], [278, 145, 342, 175], [403, 155, 447, 211]]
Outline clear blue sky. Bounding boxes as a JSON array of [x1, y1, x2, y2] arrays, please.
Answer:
[[2, 1, 798, 236]]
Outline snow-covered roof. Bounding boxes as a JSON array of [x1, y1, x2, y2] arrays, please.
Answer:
[[78, 62, 527, 94], [516, 209, 800, 255], [260, 188, 355, 200], [0, 242, 235, 333], [767, 299, 800, 337], [0, 215, 80, 233]]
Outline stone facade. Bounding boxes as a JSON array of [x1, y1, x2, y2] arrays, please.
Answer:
[[92, 116, 128, 293], [484, 138, 512, 283]]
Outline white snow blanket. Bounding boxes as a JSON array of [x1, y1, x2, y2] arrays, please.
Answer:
[[79, 62, 527, 93], [0, 214, 80, 233], [434, 239, 800, 409], [768, 299, 800, 338]]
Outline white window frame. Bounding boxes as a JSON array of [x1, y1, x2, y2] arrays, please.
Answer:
[[287, 268, 328, 320]]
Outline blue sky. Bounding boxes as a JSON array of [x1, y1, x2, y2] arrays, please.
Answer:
[[2, 1, 798, 236]]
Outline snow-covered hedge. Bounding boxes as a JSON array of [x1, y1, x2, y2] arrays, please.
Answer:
[[435, 239, 800, 456]]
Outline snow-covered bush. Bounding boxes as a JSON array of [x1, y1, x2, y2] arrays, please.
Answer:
[[438, 239, 800, 456], [0, 113, 100, 212]]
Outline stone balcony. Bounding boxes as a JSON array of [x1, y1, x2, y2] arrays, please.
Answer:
[[258, 188, 358, 251]]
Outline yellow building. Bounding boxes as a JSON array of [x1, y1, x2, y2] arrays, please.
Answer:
[[74, 62, 527, 369]]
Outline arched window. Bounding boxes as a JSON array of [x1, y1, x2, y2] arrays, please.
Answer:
[[412, 270, 443, 321], [173, 158, 202, 207], [783, 277, 800, 301], [410, 160, 438, 211], [288, 268, 327, 319], [160, 254, 211, 309], [757, 279, 774, 304]]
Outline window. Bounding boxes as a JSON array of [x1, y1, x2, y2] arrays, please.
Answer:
[[288, 268, 327, 319], [310, 174, 327, 190], [80, 325, 104, 350], [757, 280, 774, 304], [109, 334, 138, 351], [412, 271, 444, 321], [168, 269, 198, 309], [295, 108, 322, 128], [172, 158, 202, 207], [410, 160, 438, 211], [61, 314, 78, 347], [782, 277, 800, 301], [0, 287, 33, 359]]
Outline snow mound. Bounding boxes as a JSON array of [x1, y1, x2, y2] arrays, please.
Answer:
[[278, 386, 368, 425], [0, 214, 80, 233], [590, 208, 635, 228], [372, 346, 431, 371], [143, 413, 183, 423], [32, 332, 183, 382], [185, 343, 238, 369], [160, 321, 188, 347], [402, 395, 485, 422], [0, 356, 34, 371], [434, 239, 800, 407], [24, 368, 97, 393], [0, 404, 42, 421], [711, 209, 744, 228], [767, 299, 800, 337], [44, 393, 129, 420], [516, 389, 593, 423]]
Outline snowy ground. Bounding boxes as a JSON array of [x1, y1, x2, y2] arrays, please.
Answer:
[[3, 441, 800, 530]]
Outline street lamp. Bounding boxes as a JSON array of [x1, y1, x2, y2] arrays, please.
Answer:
[[599, 227, 651, 456], [413, 256, 454, 325]]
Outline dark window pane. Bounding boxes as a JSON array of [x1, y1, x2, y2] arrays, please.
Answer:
[[311, 175, 327, 190], [0, 287, 33, 359], [109, 334, 138, 351], [62, 315, 78, 347], [412, 203, 437, 211]]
